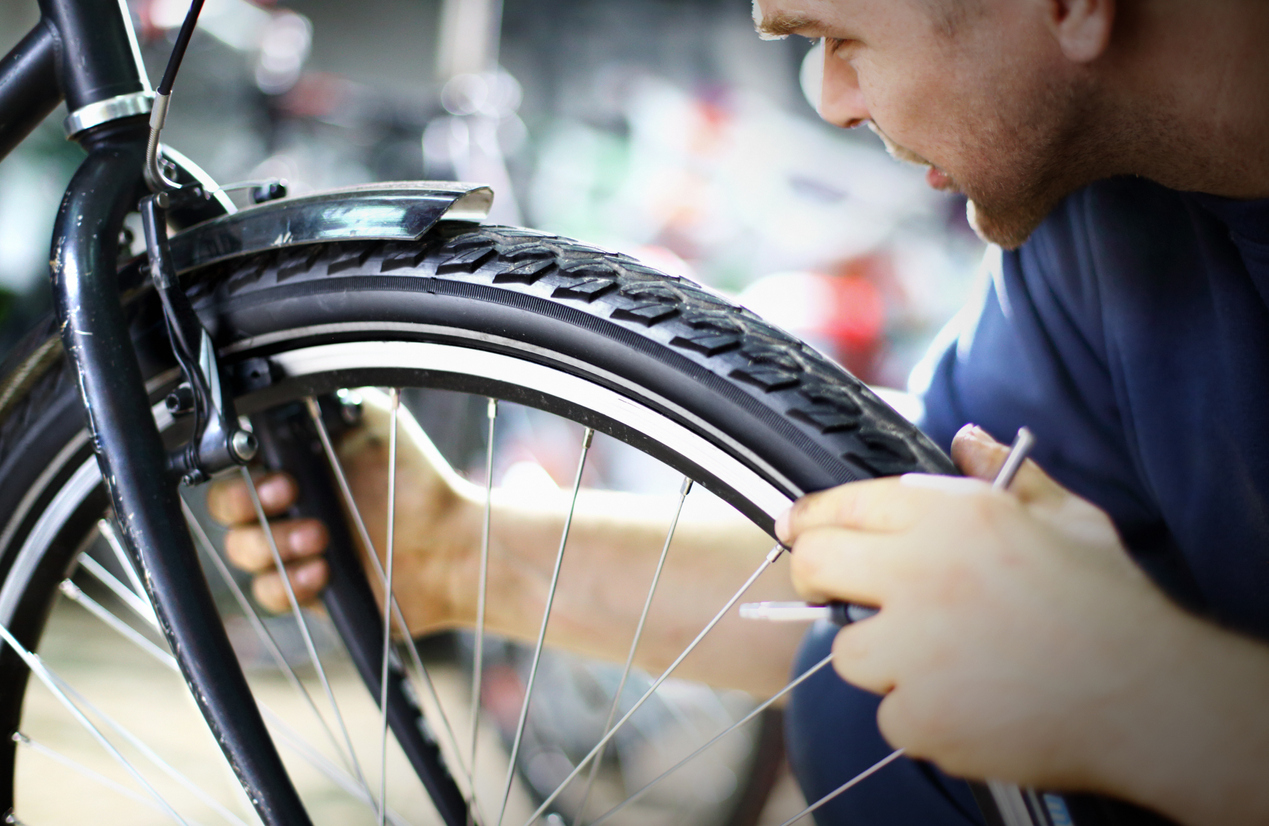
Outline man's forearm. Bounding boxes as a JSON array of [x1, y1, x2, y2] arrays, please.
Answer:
[[471, 488, 805, 698]]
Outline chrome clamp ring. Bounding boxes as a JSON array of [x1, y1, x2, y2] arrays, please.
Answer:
[[64, 91, 156, 139]]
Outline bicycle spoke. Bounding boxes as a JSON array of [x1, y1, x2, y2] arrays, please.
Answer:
[[49, 676, 252, 826], [59, 551, 411, 822], [58, 580, 171, 665], [62, 566, 402, 823], [304, 396, 473, 788], [589, 653, 833, 826], [239, 466, 380, 818], [521, 543, 788, 826], [181, 499, 368, 782], [0, 625, 189, 825], [97, 517, 149, 604], [469, 397, 497, 813], [777, 749, 907, 826], [378, 388, 402, 826], [573, 476, 693, 826], [258, 708, 415, 826], [495, 428, 595, 826], [14, 732, 176, 816], [76, 552, 159, 629]]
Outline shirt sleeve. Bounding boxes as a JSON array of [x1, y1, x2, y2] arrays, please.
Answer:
[[912, 195, 1161, 535]]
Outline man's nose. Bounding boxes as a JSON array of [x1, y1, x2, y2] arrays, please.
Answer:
[[819, 51, 869, 129]]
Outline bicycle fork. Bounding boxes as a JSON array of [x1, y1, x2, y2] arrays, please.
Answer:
[[52, 127, 477, 826], [50, 127, 314, 826]]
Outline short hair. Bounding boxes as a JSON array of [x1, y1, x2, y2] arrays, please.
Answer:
[[753, 0, 980, 41]]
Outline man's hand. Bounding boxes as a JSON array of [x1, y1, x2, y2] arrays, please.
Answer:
[[207, 393, 482, 633], [777, 424, 1188, 792], [207, 471, 331, 610]]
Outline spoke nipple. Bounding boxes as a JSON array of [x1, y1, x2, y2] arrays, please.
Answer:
[[58, 580, 80, 598], [12, 731, 28, 745], [487, 397, 498, 419], [582, 427, 595, 449]]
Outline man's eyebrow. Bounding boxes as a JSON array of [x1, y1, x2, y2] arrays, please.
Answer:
[[754, 11, 818, 40]]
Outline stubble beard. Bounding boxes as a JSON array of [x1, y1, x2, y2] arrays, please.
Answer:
[[871, 76, 1102, 251]]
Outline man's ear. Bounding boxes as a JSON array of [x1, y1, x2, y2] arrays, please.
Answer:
[[1046, 0, 1116, 63]]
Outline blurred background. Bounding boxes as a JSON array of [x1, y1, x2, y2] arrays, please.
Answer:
[[0, 0, 985, 389]]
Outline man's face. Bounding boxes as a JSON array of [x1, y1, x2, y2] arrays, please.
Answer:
[[755, 0, 1101, 249]]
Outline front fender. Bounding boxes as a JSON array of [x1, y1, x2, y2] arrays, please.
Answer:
[[167, 181, 494, 273]]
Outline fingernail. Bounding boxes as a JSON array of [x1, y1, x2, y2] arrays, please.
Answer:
[[295, 560, 325, 589], [289, 523, 325, 555], [258, 475, 293, 508], [774, 507, 791, 542], [964, 424, 994, 444]]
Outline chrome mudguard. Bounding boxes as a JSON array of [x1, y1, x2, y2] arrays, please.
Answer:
[[167, 181, 494, 273]]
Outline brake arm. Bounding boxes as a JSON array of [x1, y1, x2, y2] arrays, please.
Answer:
[[140, 190, 257, 484]]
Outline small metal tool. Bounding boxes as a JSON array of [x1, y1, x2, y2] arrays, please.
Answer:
[[742, 427, 1036, 627]]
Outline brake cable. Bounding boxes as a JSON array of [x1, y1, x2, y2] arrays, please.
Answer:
[[145, 0, 205, 193]]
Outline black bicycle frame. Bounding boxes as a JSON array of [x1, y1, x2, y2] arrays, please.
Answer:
[[2, 1, 312, 823]]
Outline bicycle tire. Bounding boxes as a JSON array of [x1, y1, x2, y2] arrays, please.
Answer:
[[0, 221, 959, 825]]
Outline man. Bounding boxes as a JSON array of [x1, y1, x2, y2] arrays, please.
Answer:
[[763, 1, 1269, 824], [211, 1, 1269, 824]]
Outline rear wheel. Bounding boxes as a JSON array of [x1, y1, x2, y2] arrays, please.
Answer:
[[0, 223, 958, 825]]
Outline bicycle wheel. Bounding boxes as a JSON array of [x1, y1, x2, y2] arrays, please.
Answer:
[[0, 221, 957, 825]]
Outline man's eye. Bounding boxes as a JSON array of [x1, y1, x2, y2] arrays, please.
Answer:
[[805, 36, 850, 55]]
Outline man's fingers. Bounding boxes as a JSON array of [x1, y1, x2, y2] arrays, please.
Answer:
[[830, 621, 895, 695], [224, 519, 329, 573], [788, 527, 894, 605], [776, 477, 931, 543], [207, 472, 298, 526], [251, 559, 329, 613], [951, 424, 1067, 507], [950, 424, 1011, 481]]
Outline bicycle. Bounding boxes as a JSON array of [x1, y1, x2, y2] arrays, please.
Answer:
[[0, 1, 1175, 825]]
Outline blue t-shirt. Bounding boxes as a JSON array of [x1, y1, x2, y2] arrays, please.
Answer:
[[919, 177, 1269, 637], [786, 177, 1269, 825]]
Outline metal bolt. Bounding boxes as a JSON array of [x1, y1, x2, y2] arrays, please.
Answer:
[[230, 430, 259, 463], [165, 385, 195, 415]]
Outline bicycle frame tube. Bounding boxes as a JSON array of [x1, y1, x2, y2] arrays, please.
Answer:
[[0, 0, 155, 164], [0, 21, 59, 161], [36, 0, 150, 112]]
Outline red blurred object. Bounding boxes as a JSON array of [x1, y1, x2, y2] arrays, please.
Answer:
[[740, 254, 891, 381]]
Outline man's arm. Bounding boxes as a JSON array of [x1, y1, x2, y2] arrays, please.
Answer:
[[207, 396, 805, 699], [781, 424, 1269, 826]]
